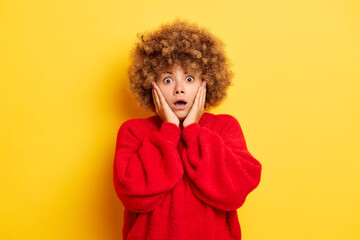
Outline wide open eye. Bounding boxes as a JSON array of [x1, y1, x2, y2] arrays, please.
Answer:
[[186, 76, 194, 82], [163, 77, 173, 84]]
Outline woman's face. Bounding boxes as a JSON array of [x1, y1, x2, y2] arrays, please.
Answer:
[[155, 64, 203, 121]]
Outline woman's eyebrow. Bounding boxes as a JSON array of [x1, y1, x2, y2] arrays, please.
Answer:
[[163, 71, 188, 74]]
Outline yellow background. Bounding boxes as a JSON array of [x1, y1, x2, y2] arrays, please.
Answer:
[[1, 0, 359, 239]]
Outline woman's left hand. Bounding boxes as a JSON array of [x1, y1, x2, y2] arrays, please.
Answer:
[[182, 81, 207, 128]]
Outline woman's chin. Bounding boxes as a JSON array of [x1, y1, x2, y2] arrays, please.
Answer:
[[174, 111, 187, 121]]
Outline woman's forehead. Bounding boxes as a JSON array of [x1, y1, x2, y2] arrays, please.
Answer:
[[161, 64, 200, 74], [163, 64, 184, 71]]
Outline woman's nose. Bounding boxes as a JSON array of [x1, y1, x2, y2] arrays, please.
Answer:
[[174, 82, 185, 94], [175, 89, 184, 94]]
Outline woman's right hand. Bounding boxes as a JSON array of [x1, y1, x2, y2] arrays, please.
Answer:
[[152, 81, 180, 127]]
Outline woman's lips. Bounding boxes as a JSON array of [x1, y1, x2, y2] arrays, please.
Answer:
[[173, 100, 187, 110], [174, 104, 186, 110]]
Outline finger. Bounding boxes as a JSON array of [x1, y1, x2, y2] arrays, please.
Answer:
[[153, 83, 161, 103], [154, 87, 160, 106], [201, 83, 206, 108], [197, 82, 205, 109], [152, 85, 160, 113], [194, 84, 202, 106], [154, 83, 169, 107], [197, 86, 203, 108], [152, 85, 157, 105], [152, 88, 158, 113], [153, 84, 162, 109], [199, 86, 205, 109]]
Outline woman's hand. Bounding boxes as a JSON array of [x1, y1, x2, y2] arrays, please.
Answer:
[[152, 81, 180, 127], [182, 81, 206, 128]]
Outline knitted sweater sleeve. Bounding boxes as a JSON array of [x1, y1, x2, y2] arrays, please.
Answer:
[[180, 114, 262, 211], [113, 120, 183, 213]]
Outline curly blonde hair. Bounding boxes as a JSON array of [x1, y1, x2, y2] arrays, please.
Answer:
[[127, 17, 234, 111]]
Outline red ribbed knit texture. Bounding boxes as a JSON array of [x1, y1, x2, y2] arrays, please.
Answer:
[[113, 112, 262, 240]]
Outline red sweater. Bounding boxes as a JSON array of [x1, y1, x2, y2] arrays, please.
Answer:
[[113, 112, 262, 240]]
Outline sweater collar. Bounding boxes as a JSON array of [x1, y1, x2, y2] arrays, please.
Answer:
[[151, 112, 212, 128]]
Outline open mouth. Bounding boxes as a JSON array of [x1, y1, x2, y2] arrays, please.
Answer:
[[173, 100, 187, 109]]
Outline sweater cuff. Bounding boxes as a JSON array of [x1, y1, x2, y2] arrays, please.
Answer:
[[181, 122, 201, 142], [159, 121, 181, 145]]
